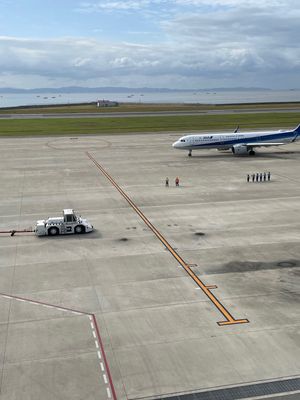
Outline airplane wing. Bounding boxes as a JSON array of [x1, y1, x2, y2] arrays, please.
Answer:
[[245, 142, 285, 148]]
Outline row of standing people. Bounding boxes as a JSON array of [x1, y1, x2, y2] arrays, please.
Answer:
[[165, 173, 272, 185], [247, 172, 271, 182]]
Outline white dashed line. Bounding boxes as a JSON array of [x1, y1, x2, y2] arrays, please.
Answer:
[[90, 322, 112, 400], [0, 294, 114, 400]]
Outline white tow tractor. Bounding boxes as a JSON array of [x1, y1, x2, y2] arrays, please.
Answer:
[[35, 209, 93, 236]]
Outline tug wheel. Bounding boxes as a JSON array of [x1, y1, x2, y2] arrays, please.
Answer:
[[48, 227, 59, 236], [75, 225, 85, 234]]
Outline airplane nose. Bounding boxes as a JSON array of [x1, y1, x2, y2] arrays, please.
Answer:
[[172, 141, 178, 148]]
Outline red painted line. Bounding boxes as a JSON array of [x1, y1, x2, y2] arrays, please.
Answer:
[[91, 314, 117, 400], [0, 292, 88, 315], [0, 292, 117, 400]]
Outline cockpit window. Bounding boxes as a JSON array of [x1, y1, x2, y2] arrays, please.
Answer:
[[180, 139, 186, 142]]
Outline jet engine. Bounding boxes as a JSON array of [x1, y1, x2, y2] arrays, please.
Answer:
[[231, 144, 249, 155]]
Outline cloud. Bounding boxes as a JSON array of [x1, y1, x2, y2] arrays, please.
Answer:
[[77, 1, 152, 12], [1, 0, 300, 88]]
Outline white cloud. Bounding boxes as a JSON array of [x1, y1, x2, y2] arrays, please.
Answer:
[[77, 1, 152, 12], [1, 0, 300, 88]]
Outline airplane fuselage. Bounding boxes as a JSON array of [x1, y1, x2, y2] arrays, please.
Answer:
[[172, 125, 300, 156]]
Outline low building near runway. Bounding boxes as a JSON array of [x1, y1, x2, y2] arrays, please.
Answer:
[[96, 99, 119, 107]]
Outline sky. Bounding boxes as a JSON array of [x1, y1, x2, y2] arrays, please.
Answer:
[[0, 0, 300, 89]]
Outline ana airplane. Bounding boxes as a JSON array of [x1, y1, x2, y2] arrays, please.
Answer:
[[172, 124, 300, 156]]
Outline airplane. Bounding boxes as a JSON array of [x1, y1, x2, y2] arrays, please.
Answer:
[[172, 124, 300, 156]]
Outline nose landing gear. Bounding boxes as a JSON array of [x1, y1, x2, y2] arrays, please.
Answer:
[[188, 149, 192, 157]]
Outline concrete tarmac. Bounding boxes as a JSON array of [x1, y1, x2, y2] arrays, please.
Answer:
[[0, 133, 299, 400], [0, 106, 300, 119]]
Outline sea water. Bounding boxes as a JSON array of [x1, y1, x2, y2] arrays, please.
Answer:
[[0, 90, 300, 108]]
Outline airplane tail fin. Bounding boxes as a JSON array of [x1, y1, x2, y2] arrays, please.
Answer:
[[291, 124, 300, 142], [293, 124, 300, 133]]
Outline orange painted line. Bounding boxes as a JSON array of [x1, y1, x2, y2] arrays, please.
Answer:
[[86, 152, 249, 326]]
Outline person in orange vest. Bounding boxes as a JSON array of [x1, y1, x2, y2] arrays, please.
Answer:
[[175, 176, 179, 187]]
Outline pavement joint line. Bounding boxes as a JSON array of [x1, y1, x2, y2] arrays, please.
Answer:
[[86, 152, 249, 326], [0, 292, 117, 400]]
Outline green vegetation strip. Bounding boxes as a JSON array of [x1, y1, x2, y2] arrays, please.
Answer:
[[0, 112, 299, 136]]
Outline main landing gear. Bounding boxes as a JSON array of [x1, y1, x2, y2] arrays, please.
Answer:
[[188, 149, 192, 157]]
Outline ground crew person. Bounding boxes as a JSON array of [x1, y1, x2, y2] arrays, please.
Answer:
[[175, 177, 179, 187], [252, 173, 255, 182], [165, 177, 169, 187], [247, 174, 250, 182], [256, 173, 259, 182], [263, 172, 266, 181], [260, 172, 263, 182], [268, 171, 271, 181]]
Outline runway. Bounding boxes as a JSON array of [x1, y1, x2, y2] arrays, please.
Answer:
[[1, 106, 300, 119]]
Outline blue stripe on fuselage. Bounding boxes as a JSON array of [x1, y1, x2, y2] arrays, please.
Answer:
[[191, 131, 294, 148]]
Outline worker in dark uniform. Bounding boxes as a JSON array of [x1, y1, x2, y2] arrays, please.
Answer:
[[247, 174, 250, 182], [263, 172, 266, 181], [175, 177, 179, 187], [165, 177, 169, 187], [268, 171, 271, 181], [256, 173, 259, 182], [260, 172, 263, 182], [252, 173, 255, 182]]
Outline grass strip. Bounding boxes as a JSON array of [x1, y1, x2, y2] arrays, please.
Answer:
[[0, 112, 299, 136]]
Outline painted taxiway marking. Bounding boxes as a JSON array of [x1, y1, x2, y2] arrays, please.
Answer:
[[0, 293, 117, 400], [87, 152, 249, 326]]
